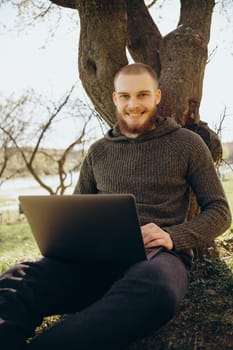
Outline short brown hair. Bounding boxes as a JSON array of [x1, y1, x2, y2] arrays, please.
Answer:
[[114, 63, 159, 88]]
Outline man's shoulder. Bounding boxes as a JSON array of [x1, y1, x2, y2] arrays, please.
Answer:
[[175, 125, 208, 146], [87, 136, 108, 156], [167, 126, 212, 160]]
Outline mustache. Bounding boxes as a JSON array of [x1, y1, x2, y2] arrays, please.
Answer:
[[116, 108, 160, 125], [125, 107, 144, 113]]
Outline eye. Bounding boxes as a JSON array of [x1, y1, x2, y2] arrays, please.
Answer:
[[119, 94, 129, 100], [138, 92, 149, 98]]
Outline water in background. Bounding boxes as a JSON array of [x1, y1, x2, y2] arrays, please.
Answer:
[[0, 172, 79, 214]]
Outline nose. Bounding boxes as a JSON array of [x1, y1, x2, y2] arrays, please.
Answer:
[[127, 96, 139, 109]]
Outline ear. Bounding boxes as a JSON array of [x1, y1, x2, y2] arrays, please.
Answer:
[[112, 92, 117, 106], [155, 89, 162, 105]]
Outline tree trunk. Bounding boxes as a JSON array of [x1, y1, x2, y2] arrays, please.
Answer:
[[126, 0, 162, 75], [77, 0, 128, 126], [159, 0, 215, 125]]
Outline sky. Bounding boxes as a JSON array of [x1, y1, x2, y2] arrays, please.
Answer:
[[0, 0, 233, 146]]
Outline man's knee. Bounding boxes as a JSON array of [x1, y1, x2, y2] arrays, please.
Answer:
[[136, 260, 181, 305], [125, 252, 188, 312], [127, 251, 187, 280]]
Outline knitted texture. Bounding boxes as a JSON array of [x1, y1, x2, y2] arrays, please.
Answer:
[[74, 117, 231, 252]]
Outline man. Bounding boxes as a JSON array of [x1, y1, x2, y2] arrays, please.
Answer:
[[0, 63, 231, 350]]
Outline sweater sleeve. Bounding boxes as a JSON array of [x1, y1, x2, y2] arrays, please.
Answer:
[[164, 136, 232, 251], [73, 151, 98, 194]]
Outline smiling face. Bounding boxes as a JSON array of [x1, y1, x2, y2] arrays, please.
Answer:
[[112, 72, 161, 138]]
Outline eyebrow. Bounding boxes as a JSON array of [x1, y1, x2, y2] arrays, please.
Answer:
[[116, 90, 152, 94]]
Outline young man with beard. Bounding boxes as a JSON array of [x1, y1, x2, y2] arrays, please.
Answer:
[[0, 63, 231, 350]]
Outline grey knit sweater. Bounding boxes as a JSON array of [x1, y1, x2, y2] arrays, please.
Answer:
[[74, 117, 231, 252]]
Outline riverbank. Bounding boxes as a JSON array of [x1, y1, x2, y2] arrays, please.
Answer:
[[0, 174, 78, 223], [0, 173, 78, 201]]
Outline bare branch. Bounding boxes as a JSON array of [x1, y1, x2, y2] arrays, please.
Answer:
[[0, 145, 8, 179], [146, 0, 158, 9], [206, 45, 218, 64], [29, 85, 75, 165], [214, 106, 232, 140], [56, 111, 93, 194], [0, 86, 85, 195], [33, 2, 53, 19], [221, 159, 233, 172]]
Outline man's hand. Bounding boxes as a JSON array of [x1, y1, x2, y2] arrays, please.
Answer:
[[141, 223, 173, 250]]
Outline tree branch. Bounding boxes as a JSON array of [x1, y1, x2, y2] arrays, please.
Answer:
[[0, 87, 77, 195], [178, 0, 215, 43], [146, 0, 158, 9], [49, 0, 76, 9], [33, 3, 53, 19], [56, 112, 92, 194], [126, 0, 162, 75], [159, 0, 215, 124], [29, 85, 75, 165], [0, 145, 8, 179]]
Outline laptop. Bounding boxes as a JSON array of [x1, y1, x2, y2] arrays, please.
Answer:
[[19, 194, 155, 265]]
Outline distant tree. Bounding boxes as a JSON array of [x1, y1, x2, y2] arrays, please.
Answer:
[[0, 94, 28, 185], [0, 86, 99, 194]]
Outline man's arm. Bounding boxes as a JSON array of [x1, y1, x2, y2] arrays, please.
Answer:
[[163, 136, 231, 251], [140, 134, 231, 252], [73, 152, 98, 194]]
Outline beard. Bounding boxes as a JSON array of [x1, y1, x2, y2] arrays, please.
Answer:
[[116, 106, 159, 137]]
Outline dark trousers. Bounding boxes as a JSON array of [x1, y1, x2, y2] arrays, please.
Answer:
[[0, 250, 189, 350]]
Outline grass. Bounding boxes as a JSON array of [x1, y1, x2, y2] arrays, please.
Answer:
[[222, 173, 233, 211], [0, 173, 233, 349], [0, 222, 40, 274]]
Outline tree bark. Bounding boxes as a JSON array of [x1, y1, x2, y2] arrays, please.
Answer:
[[126, 0, 162, 76], [159, 0, 215, 125], [77, 0, 128, 126]]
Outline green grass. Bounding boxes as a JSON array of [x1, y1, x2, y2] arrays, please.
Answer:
[[0, 222, 40, 274], [222, 172, 233, 211], [0, 172, 232, 349]]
